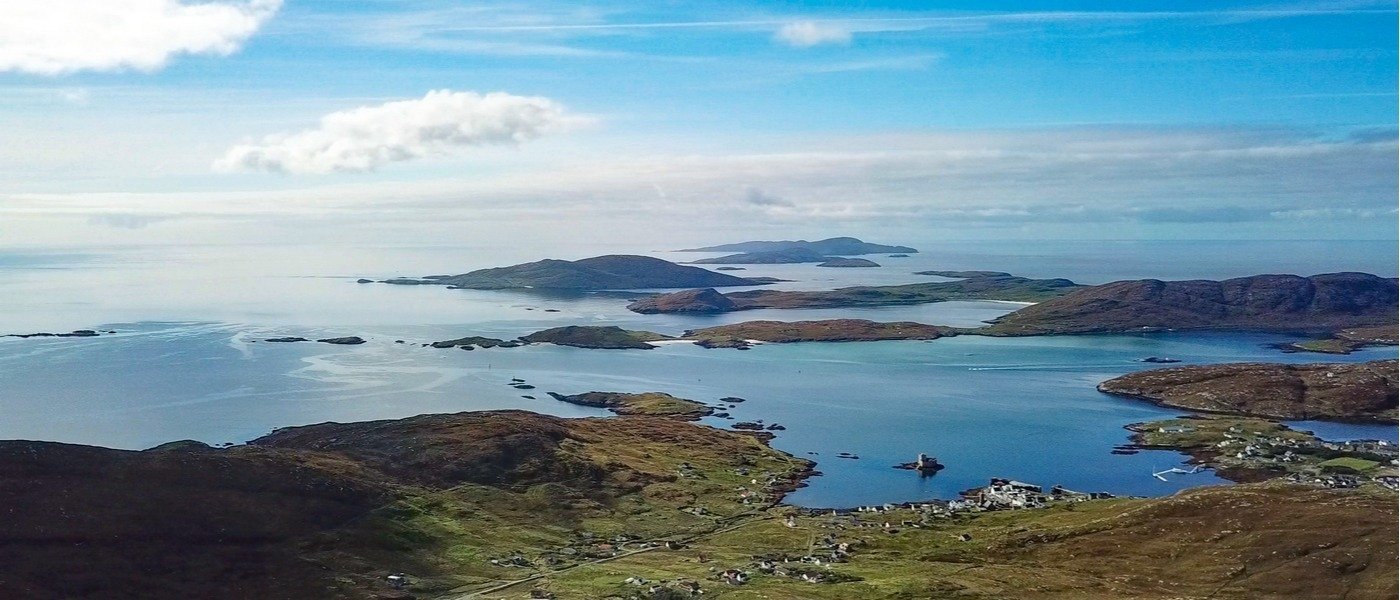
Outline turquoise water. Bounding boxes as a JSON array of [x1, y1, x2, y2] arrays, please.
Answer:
[[0, 239, 1395, 507]]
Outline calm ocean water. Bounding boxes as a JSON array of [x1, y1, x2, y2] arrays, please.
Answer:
[[0, 239, 1395, 507]]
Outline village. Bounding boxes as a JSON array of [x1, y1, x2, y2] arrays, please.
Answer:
[[491, 472, 1120, 599], [471, 426, 1397, 599], [1131, 417, 1400, 491]]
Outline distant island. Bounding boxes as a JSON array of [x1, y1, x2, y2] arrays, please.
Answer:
[[817, 258, 880, 268], [690, 247, 832, 265], [378, 255, 765, 290], [984, 272, 1397, 336], [1099, 359, 1398, 422], [677, 236, 916, 255], [628, 272, 1081, 314]]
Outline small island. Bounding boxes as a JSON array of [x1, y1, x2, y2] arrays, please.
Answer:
[[817, 258, 880, 268], [546, 391, 714, 420], [684, 319, 952, 349], [520, 325, 672, 349], [1099, 360, 1398, 422]]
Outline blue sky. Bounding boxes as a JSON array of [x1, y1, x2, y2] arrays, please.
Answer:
[[0, 0, 1395, 247]]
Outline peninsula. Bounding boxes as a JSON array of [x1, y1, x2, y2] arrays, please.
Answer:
[[380, 255, 763, 290], [1126, 415, 1400, 484], [1098, 359, 1399, 422], [985, 272, 1397, 335], [1280, 325, 1399, 355], [677, 236, 916, 255]]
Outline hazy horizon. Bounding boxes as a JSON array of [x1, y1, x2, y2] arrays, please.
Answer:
[[2, 0, 1396, 253]]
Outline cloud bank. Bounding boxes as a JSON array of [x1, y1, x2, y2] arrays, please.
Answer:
[[215, 90, 589, 174], [0, 0, 281, 75], [774, 21, 852, 47]]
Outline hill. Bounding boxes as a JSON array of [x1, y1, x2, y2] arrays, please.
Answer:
[[0, 410, 810, 600], [985, 272, 1398, 335], [678, 237, 916, 255], [384, 255, 762, 290], [1098, 359, 1398, 422]]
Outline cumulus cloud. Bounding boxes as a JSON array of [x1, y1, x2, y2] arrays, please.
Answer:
[[215, 90, 590, 174], [0, 0, 281, 75], [774, 21, 852, 47]]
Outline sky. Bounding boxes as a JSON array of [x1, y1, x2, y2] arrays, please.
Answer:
[[0, 0, 1396, 250]]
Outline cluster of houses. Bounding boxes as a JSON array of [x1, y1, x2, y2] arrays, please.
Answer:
[[797, 478, 1111, 523], [1205, 425, 1399, 487]]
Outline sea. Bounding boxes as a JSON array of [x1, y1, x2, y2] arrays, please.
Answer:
[[1, 239, 1395, 507]]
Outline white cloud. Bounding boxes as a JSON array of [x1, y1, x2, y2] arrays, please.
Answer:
[[774, 21, 853, 47], [215, 90, 591, 175], [0, 0, 281, 75]]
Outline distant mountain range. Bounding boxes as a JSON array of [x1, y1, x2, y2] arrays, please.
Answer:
[[383, 255, 762, 290], [677, 236, 916, 255]]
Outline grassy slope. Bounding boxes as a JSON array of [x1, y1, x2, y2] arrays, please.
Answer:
[[480, 483, 1396, 599]]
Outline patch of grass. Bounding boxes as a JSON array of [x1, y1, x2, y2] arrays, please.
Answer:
[[1319, 457, 1380, 474]]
